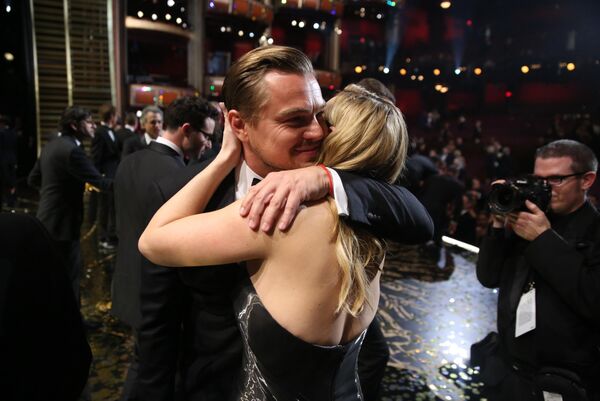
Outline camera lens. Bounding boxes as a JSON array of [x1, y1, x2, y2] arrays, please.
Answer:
[[488, 184, 518, 214]]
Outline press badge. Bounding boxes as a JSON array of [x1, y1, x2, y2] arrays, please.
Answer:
[[543, 391, 563, 401], [515, 287, 536, 337]]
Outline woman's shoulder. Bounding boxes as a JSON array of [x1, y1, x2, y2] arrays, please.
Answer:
[[285, 199, 335, 234]]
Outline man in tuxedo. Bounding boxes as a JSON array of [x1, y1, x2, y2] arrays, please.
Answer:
[[27, 106, 112, 303], [137, 45, 433, 401], [115, 112, 137, 155], [112, 96, 217, 401], [92, 104, 120, 249], [121, 106, 163, 158]]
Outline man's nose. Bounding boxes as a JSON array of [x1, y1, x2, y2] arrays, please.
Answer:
[[304, 117, 324, 140]]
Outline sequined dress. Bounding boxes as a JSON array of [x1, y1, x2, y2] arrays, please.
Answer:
[[233, 274, 366, 401]]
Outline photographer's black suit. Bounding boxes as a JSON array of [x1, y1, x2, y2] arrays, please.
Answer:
[[137, 160, 434, 401], [477, 201, 600, 400]]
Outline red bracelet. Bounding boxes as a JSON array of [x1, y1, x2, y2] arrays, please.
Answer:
[[317, 164, 334, 197]]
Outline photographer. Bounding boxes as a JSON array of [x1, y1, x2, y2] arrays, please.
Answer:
[[476, 139, 600, 401]]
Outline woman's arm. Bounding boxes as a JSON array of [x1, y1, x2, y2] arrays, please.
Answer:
[[139, 106, 269, 267]]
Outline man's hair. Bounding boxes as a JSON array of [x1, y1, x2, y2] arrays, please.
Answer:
[[536, 139, 598, 173], [124, 112, 137, 126], [356, 78, 396, 103], [141, 105, 163, 125], [98, 104, 116, 123], [222, 45, 314, 125], [59, 106, 91, 135], [163, 96, 218, 132]]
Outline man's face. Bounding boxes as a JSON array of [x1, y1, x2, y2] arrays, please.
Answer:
[[144, 111, 163, 139], [185, 117, 216, 158], [534, 156, 588, 215], [77, 116, 95, 139], [239, 71, 326, 176]]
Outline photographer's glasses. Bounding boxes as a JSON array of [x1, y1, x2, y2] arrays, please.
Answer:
[[536, 172, 585, 186]]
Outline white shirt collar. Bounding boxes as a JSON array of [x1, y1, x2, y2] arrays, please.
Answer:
[[74, 138, 81, 147], [156, 136, 184, 158], [235, 160, 264, 200], [144, 132, 154, 145], [125, 124, 135, 132]]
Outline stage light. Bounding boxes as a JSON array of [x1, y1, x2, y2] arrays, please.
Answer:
[[335, 28, 342, 35], [210, 85, 215, 91], [220, 26, 226, 32], [238, 30, 244, 37], [282, 0, 287, 3], [440, 86, 449, 93], [376, 13, 382, 19], [410, 75, 416, 80], [167, 0, 175, 6], [355, 66, 363, 74], [399, 68, 407, 75], [176, 17, 182, 24], [505, 91, 513, 98], [137, 10, 144, 18], [567, 62, 576, 71], [182, 23, 187, 28], [466, 19, 472, 26], [267, 38, 274, 44], [313, 23, 319, 29], [435, 84, 442, 91], [386, 1, 396, 6], [521, 65, 529, 74], [383, 67, 390, 74], [136, 110, 143, 118], [6, 5, 11, 12], [433, 68, 441, 76], [165, 14, 172, 20], [418, 75, 424, 81], [151, 13, 158, 21], [454, 68, 461, 75], [249, 32, 255, 38], [440, 1, 451, 9], [474, 67, 482, 75], [4, 52, 14, 61], [209, 2, 215, 8], [298, 21, 305, 28], [291, 20, 297, 26]]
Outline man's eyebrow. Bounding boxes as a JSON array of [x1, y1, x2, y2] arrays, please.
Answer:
[[276, 105, 326, 119]]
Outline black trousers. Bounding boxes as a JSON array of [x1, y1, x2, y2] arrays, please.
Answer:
[[358, 317, 389, 401], [55, 239, 83, 305]]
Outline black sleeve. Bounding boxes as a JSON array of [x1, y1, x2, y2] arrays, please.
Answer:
[[335, 170, 434, 244], [476, 227, 508, 288], [27, 158, 42, 189], [67, 146, 112, 192], [91, 131, 103, 168]]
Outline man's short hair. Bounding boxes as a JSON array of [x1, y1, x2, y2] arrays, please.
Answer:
[[536, 139, 598, 173], [222, 45, 314, 125], [141, 106, 163, 125], [356, 78, 396, 103], [124, 112, 137, 126], [59, 106, 91, 135], [98, 104, 116, 123], [163, 96, 218, 132]]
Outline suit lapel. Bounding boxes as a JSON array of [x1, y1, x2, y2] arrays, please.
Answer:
[[148, 141, 184, 166]]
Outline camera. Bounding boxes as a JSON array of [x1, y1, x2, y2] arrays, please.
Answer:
[[488, 175, 552, 214]]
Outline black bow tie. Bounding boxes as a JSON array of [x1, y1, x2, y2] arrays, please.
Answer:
[[251, 178, 262, 186]]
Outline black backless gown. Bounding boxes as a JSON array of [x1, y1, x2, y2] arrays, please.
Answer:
[[232, 273, 366, 401]]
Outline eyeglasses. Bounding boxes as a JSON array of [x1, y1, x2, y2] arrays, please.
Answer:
[[537, 172, 586, 186]]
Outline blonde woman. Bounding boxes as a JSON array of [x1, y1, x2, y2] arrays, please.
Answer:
[[139, 84, 408, 400]]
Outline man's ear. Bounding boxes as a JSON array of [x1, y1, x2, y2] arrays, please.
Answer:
[[180, 122, 192, 137], [227, 110, 248, 142], [70, 122, 78, 132], [582, 171, 596, 191]]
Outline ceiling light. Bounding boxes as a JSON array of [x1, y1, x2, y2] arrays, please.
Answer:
[[167, 0, 175, 7], [440, 1, 451, 9], [4, 52, 14, 61], [137, 10, 144, 18], [151, 13, 158, 21]]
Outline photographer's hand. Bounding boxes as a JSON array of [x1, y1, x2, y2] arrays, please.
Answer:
[[507, 200, 551, 241]]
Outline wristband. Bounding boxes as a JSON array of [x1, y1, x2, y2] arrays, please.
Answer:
[[317, 164, 334, 197]]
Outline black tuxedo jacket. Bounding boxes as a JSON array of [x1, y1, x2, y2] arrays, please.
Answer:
[[0, 213, 91, 401], [114, 127, 135, 155], [137, 160, 434, 401], [92, 125, 120, 178], [122, 134, 147, 159], [27, 135, 112, 241], [112, 141, 185, 328]]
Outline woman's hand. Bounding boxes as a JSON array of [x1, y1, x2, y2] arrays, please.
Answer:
[[216, 102, 241, 168]]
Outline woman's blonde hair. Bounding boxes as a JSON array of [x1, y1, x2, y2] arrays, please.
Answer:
[[317, 84, 409, 316]]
